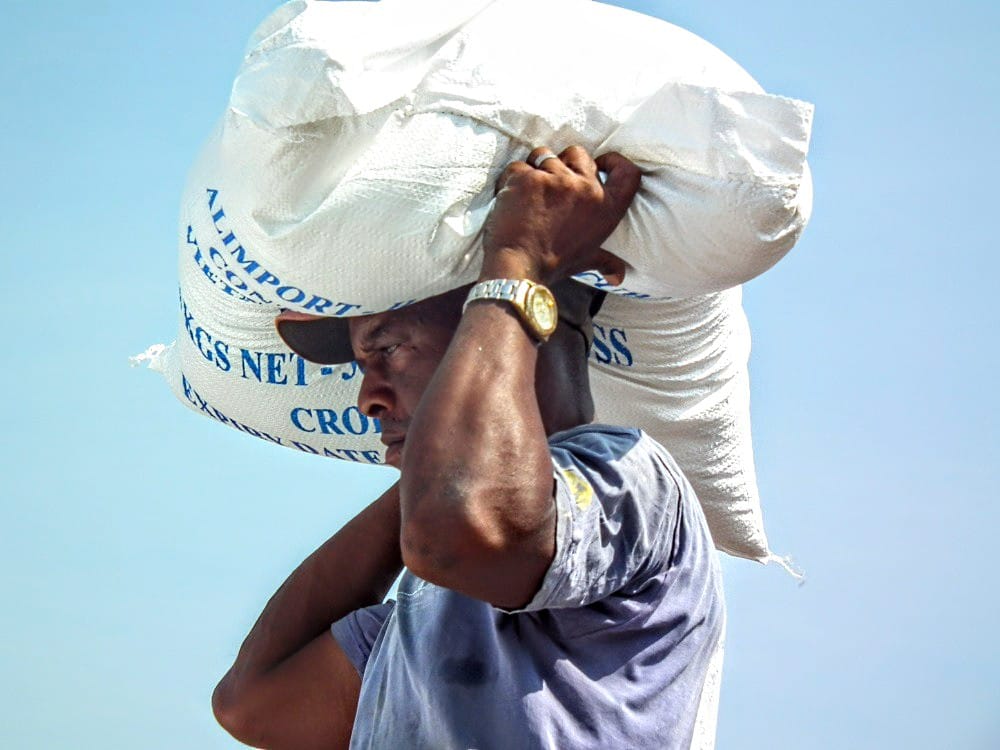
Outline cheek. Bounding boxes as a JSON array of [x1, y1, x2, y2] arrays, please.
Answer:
[[395, 359, 440, 409]]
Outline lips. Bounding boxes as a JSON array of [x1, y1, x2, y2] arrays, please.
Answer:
[[380, 432, 406, 449], [380, 428, 407, 466], [379, 421, 407, 465], [382, 435, 405, 466]]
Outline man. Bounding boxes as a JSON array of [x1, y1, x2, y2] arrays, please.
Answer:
[[212, 146, 724, 749]]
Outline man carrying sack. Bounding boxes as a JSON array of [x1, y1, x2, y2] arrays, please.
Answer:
[[211, 146, 724, 749]]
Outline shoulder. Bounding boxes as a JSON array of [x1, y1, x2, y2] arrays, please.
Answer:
[[547, 423, 692, 552], [548, 424, 685, 496], [548, 423, 644, 454], [516, 424, 693, 611]]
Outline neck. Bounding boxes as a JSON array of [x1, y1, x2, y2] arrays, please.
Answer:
[[536, 329, 595, 436]]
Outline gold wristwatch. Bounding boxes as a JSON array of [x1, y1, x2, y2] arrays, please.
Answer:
[[464, 278, 558, 342]]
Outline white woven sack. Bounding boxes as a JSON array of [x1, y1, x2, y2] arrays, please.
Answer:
[[587, 289, 762, 558], [213, 0, 813, 310], [141, 0, 814, 562]]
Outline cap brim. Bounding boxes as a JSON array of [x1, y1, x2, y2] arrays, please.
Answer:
[[275, 281, 604, 365], [274, 311, 355, 365]]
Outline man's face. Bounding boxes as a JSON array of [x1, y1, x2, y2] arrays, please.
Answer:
[[349, 295, 462, 468]]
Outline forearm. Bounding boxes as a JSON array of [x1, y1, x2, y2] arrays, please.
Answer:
[[400, 257, 555, 606], [220, 483, 402, 686], [399, 147, 639, 606]]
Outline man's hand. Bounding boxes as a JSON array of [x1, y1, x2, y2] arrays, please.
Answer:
[[481, 146, 641, 285]]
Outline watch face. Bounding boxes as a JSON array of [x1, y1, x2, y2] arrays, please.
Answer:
[[528, 287, 557, 334]]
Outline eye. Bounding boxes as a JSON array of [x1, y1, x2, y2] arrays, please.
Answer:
[[374, 343, 404, 365]]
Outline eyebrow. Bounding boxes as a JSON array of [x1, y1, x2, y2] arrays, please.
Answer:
[[355, 318, 403, 354]]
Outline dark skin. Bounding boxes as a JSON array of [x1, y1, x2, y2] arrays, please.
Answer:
[[213, 146, 641, 750]]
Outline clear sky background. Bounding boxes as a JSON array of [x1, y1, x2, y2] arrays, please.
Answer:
[[2, 1, 997, 748]]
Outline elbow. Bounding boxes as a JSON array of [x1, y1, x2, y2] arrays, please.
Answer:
[[212, 673, 265, 747], [398, 476, 471, 581], [399, 487, 552, 592], [399, 513, 468, 585]]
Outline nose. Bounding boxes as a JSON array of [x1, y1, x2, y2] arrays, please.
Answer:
[[356, 366, 395, 419]]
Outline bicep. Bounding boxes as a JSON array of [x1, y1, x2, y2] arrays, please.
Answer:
[[214, 632, 360, 750]]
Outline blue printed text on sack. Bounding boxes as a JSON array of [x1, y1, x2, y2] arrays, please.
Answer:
[[291, 406, 379, 437], [180, 294, 362, 386], [181, 374, 383, 464], [192, 188, 363, 315], [590, 324, 634, 367]]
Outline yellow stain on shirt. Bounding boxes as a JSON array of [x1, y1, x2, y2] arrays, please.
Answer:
[[560, 467, 594, 511]]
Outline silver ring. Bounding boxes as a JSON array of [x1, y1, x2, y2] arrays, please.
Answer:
[[532, 151, 560, 169]]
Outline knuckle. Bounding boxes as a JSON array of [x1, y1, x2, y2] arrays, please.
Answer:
[[499, 162, 531, 187], [509, 162, 531, 178], [559, 175, 582, 194], [522, 169, 547, 188]]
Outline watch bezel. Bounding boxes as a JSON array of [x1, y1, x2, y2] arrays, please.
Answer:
[[464, 278, 559, 342], [524, 284, 558, 340]]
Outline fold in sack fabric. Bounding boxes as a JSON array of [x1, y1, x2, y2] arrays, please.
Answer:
[[221, 0, 813, 309], [145, 0, 815, 563]]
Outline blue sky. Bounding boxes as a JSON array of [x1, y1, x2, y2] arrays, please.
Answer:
[[2, 1, 997, 748]]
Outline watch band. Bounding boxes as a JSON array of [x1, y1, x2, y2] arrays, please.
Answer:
[[464, 278, 558, 342], [463, 278, 529, 312]]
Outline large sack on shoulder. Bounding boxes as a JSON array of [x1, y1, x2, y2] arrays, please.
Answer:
[[140, 0, 815, 563], [587, 289, 764, 558], [210, 0, 813, 312]]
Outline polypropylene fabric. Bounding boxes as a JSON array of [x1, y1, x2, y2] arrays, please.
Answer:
[[145, 0, 815, 562]]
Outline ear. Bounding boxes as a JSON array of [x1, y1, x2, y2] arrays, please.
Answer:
[[593, 249, 627, 286]]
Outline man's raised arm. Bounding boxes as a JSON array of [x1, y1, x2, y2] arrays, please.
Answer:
[[398, 147, 640, 609], [212, 483, 402, 750]]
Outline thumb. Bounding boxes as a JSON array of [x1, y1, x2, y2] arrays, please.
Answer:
[[595, 152, 642, 216], [593, 249, 627, 286]]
